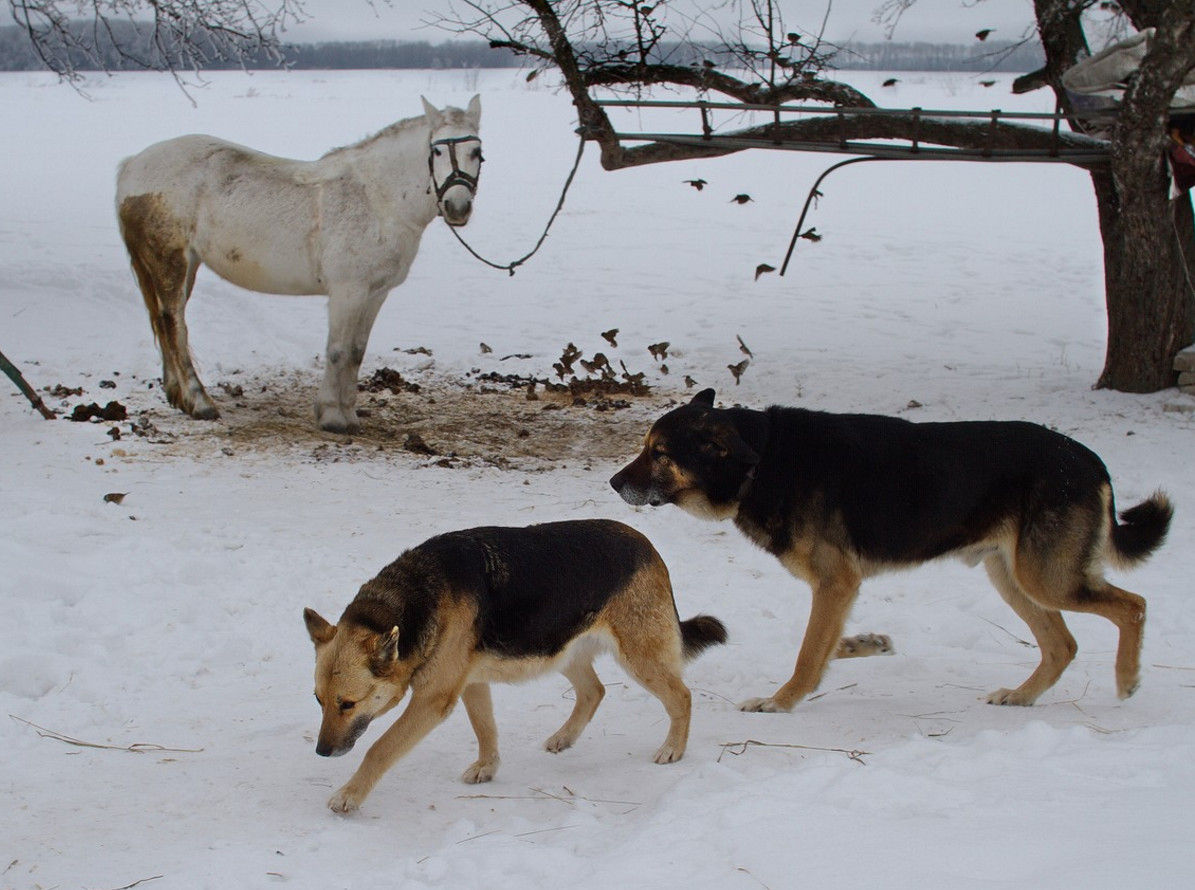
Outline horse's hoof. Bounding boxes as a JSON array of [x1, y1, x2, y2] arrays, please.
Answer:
[[189, 405, 220, 421], [316, 404, 360, 434], [318, 417, 359, 435]]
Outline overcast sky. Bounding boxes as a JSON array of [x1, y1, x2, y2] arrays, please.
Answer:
[[284, 1, 1040, 46]]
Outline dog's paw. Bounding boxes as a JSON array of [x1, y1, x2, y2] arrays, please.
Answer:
[[652, 742, 685, 764], [328, 783, 365, 813], [836, 633, 894, 658], [544, 731, 576, 754], [461, 758, 499, 784], [985, 687, 1037, 707], [738, 696, 790, 713]]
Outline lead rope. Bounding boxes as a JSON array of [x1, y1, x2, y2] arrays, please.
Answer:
[[446, 131, 587, 276]]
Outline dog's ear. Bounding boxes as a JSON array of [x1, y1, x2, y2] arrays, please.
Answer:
[[304, 608, 336, 646], [703, 427, 759, 466], [370, 626, 400, 676], [724, 430, 760, 466], [691, 388, 716, 407]]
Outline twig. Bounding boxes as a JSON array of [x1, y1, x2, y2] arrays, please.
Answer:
[[981, 616, 1035, 648], [456, 824, 578, 846], [0, 348, 56, 419], [808, 682, 857, 702], [736, 866, 773, 890], [91, 875, 164, 890], [513, 825, 579, 839], [719, 738, 869, 764], [10, 715, 203, 754], [457, 787, 640, 807], [690, 685, 737, 706]]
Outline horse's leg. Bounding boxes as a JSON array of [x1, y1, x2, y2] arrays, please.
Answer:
[[171, 255, 219, 420], [317, 285, 389, 433], [118, 198, 218, 420]]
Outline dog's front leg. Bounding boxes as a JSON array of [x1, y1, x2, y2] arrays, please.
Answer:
[[741, 556, 862, 713], [329, 688, 458, 813], [460, 682, 500, 783]]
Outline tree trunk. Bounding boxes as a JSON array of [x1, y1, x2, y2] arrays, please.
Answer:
[[1092, 7, 1195, 391], [1093, 169, 1195, 392]]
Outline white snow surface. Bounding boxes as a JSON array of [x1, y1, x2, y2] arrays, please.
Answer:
[[2, 69, 1193, 890]]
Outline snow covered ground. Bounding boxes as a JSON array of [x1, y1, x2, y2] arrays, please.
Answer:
[[2, 68, 1193, 890]]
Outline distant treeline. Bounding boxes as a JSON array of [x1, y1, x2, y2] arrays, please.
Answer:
[[0, 20, 1042, 73]]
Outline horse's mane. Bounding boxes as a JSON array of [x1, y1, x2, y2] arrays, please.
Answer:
[[320, 106, 475, 159]]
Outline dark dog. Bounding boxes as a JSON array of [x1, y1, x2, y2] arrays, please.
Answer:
[[304, 519, 726, 812], [611, 389, 1171, 713]]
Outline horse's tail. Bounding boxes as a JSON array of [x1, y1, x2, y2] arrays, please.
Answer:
[[1109, 490, 1173, 569], [115, 173, 182, 351]]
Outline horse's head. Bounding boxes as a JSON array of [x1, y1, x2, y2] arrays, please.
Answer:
[[423, 95, 482, 227]]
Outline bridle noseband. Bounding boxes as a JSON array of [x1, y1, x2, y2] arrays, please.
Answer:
[[429, 135, 482, 202]]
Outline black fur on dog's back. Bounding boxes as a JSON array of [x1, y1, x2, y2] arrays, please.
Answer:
[[342, 519, 721, 661], [621, 393, 1169, 568], [743, 410, 1110, 564]]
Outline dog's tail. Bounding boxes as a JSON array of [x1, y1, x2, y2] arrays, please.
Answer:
[[1110, 490, 1173, 568], [680, 614, 728, 660]]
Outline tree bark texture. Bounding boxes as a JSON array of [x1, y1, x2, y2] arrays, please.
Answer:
[[1094, 6, 1195, 390]]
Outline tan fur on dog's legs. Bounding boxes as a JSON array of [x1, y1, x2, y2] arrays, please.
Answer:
[[1061, 581, 1146, 700], [741, 553, 862, 713], [460, 683, 500, 784], [983, 554, 1078, 705], [545, 658, 605, 754], [613, 647, 691, 764], [329, 686, 459, 813]]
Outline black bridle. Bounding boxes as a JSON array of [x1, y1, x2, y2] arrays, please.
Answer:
[[428, 135, 483, 202]]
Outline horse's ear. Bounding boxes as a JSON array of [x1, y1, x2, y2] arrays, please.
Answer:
[[466, 94, 481, 129], [691, 388, 716, 407], [421, 96, 445, 130]]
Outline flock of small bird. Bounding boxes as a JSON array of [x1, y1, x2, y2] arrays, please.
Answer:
[[519, 329, 758, 393]]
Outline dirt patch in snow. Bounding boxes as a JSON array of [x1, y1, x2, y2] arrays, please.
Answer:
[[64, 366, 685, 472]]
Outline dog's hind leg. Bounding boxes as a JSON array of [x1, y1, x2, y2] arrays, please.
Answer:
[[983, 554, 1078, 706], [545, 657, 605, 754], [612, 639, 692, 764], [1039, 576, 1146, 701], [741, 550, 862, 713], [460, 683, 500, 784], [1073, 580, 1146, 700], [1005, 535, 1147, 700]]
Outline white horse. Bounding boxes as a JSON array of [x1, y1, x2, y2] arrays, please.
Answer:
[[116, 95, 482, 433]]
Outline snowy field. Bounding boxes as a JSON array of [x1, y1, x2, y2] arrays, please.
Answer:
[[2, 68, 1193, 889]]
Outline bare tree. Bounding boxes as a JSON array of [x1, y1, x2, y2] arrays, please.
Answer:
[[8, 0, 305, 80], [438, 0, 1195, 393], [1029, 1, 1195, 392]]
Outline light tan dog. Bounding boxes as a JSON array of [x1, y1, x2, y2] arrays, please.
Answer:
[[304, 519, 726, 813]]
